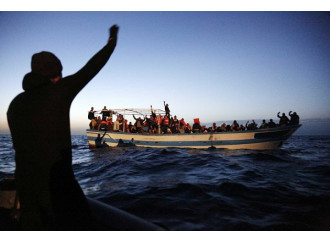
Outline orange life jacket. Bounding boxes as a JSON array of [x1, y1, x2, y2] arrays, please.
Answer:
[[155, 116, 162, 124], [163, 117, 169, 126]]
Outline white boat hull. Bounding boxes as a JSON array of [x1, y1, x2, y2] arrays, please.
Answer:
[[86, 124, 301, 150]]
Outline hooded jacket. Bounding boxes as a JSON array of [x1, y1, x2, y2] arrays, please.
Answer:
[[7, 38, 117, 230]]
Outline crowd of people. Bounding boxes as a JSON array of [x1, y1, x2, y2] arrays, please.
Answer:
[[88, 103, 300, 134]]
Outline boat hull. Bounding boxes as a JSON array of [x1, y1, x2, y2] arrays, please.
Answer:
[[86, 124, 301, 150]]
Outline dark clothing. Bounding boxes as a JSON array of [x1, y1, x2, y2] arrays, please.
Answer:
[[7, 40, 116, 230], [289, 112, 300, 125], [100, 109, 110, 119], [268, 120, 276, 128], [192, 123, 201, 133], [88, 111, 96, 120], [164, 104, 170, 117], [278, 114, 289, 126]]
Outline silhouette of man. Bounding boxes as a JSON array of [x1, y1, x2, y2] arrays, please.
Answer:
[[7, 25, 119, 230]]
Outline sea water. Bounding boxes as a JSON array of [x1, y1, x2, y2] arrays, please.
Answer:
[[1, 134, 330, 230]]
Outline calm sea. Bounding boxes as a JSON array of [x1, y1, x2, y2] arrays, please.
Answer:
[[1, 134, 330, 230]]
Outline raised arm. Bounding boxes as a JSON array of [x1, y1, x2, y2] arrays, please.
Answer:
[[60, 25, 119, 100]]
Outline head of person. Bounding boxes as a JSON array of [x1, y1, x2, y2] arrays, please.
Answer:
[[31, 51, 63, 83]]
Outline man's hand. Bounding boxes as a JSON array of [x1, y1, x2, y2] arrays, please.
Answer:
[[110, 25, 119, 39]]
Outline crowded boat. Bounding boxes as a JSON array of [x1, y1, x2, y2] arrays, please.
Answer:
[[87, 104, 300, 135]]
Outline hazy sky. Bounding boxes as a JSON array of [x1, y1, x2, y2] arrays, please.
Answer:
[[0, 11, 329, 134]]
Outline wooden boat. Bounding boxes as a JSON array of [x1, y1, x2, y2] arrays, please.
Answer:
[[86, 108, 301, 150]]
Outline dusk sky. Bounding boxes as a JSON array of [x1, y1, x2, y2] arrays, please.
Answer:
[[0, 10, 329, 134]]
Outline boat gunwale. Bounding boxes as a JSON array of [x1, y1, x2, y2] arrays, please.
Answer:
[[86, 124, 302, 136]]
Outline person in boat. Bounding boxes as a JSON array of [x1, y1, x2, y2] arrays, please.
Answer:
[[172, 115, 179, 126], [107, 116, 113, 131], [96, 116, 102, 129], [90, 117, 98, 130], [117, 114, 124, 131], [220, 123, 227, 132], [95, 132, 108, 148], [133, 115, 145, 133], [145, 114, 156, 132], [100, 106, 111, 120], [162, 115, 170, 133], [289, 111, 300, 125], [88, 107, 96, 120], [201, 125, 208, 133], [277, 112, 289, 126], [210, 122, 217, 132], [88, 107, 98, 130], [150, 105, 156, 119], [164, 101, 170, 117], [192, 119, 202, 133], [122, 119, 129, 132], [143, 117, 150, 133], [113, 116, 122, 132], [155, 113, 163, 134], [246, 120, 258, 130], [165, 127, 172, 134], [130, 125, 137, 133], [268, 119, 276, 128], [180, 118, 187, 129], [259, 120, 268, 129], [149, 126, 156, 134], [231, 120, 240, 131], [128, 122, 133, 131], [178, 122, 185, 133], [170, 116, 180, 133], [185, 123, 192, 133], [237, 124, 245, 131], [7, 25, 119, 230]]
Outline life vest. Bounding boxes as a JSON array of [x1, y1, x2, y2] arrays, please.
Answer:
[[100, 120, 108, 130], [180, 119, 187, 127], [163, 117, 169, 126], [155, 116, 162, 124], [193, 118, 200, 125]]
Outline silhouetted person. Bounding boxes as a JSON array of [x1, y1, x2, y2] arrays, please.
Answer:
[[95, 132, 108, 148], [88, 107, 96, 120], [289, 111, 300, 125], [164, 101, 170, 117], [268, 119, 276, 128], [100, 106, 110, 120], [277, 112, 289, 126], [192, 122, 202, 133], [7, 25, 119, 230]]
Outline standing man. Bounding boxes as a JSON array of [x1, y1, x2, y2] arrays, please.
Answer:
[[88, 107, 96, 120], [7, 25, 119, 230], [164, 101, 170, 117]]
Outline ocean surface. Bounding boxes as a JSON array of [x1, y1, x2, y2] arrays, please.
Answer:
[[1, 134, 330, 230]]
